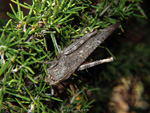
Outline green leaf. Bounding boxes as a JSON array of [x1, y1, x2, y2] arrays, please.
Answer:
[[51, 97, 63, 102], [23, 70, 37, 84], [6, 91, 31, 101], [23, 66, 35, 75], [7, 12, 20, 21], [9, 3, 17, 17], [0, 61, 11, 76], [15, 98, 28, 111], [11, 0, 30, 9]]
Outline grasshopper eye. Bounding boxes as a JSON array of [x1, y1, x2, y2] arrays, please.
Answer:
[[50, 76, 55, 81], [45, 74, 58, 85]]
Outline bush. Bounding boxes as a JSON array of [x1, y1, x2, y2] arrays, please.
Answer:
[[0, 0, 146, 112]]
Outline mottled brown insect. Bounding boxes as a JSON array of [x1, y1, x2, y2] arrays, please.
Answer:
[[45, 23, 120, 85]]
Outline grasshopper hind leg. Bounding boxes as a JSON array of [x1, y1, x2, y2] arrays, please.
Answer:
[[77, 57, 114, 71]]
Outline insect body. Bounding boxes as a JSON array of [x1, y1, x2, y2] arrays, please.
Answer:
[[45, 23, 120, 85]]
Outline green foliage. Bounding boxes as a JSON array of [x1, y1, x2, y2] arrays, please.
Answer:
[[0, 0, 146, 112]]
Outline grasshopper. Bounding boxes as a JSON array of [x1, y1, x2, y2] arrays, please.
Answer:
[[45, 23, 120, 85]]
